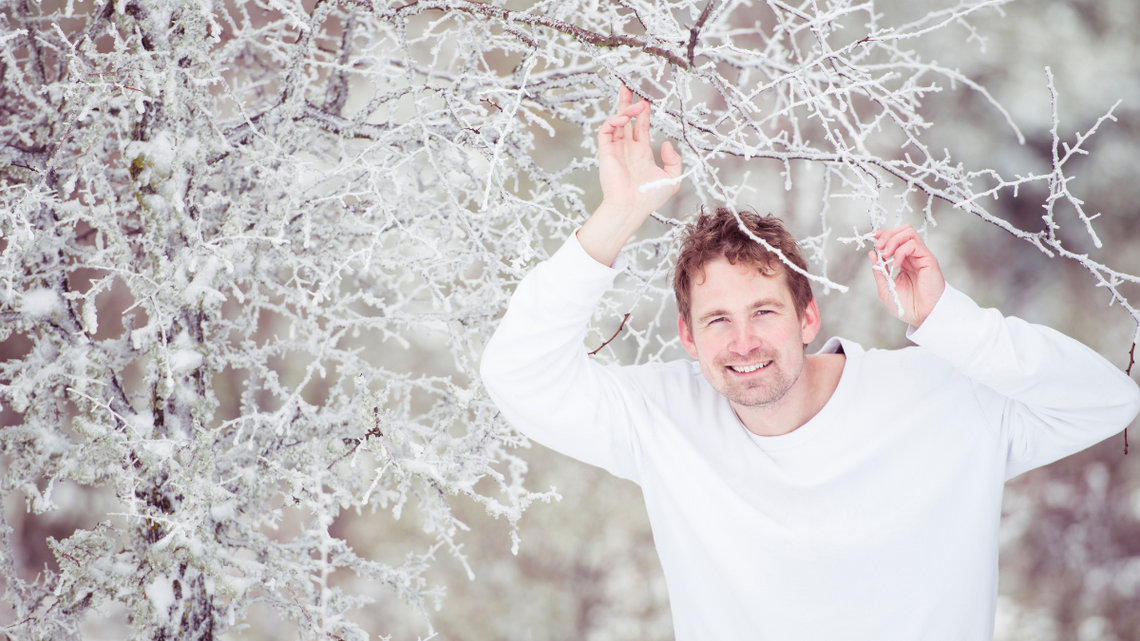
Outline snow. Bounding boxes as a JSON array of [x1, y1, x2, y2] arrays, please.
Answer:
[[142, 440, 175, 459], [209, 501, 236, 521], [124, 130, 176, 180], [145, 576, 176, 621], [131, 321, 158, 352], [170, 348, 203, 374], [19, 288, 62, 317], [83, 298, 98, 334], [4, 1, 1137, 639]]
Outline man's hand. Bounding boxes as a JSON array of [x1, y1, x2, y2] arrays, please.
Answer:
[[869, 225, 946, 328], [578, 86, 682, 266], [597, 85, 682, 216]]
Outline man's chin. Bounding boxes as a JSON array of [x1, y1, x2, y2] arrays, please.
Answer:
[[713, 371, 801, 409], [724, 388, 783, 408], [700, 361, 798, 408]]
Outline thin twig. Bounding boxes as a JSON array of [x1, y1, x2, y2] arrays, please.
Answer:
[[588, 313, 631, 356], [687, 0, 716, 66], [327, 423, 384, 470], [1126, 341, 1134, 455], [391, 0, 691, 69]]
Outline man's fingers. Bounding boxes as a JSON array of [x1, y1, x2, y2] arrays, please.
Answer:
[[598, 119, 625, 145], [875, 225, 928, 263], [634, 99, 652, 142], [874, 225, 911, 256], [870, 227, 945, 326], [873, 224, 914, 241], [619, 84, 632, 111], [620, 103, 646, 144], [890, 240, 918, 271], [599, 103, 648, 143], [661, 140, 682, 178], [873, 223, 912, 242], [599, 111, 637, 143]]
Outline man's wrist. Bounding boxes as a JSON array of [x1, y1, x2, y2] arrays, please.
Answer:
[[578, 200, 648, 267], [910, 280, 946, 328]]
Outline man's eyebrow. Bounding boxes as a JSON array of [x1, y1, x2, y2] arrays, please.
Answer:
[[749, 298, 785, 310], [697, 298, 785, 323], [697, 308, 730, 323]]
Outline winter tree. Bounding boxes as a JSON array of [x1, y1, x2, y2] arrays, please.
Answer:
[[1, 0, 1137, 639]]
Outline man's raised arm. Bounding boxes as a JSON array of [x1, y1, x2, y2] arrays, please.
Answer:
[[871, 225, 1140, 477], [577, 86, 682, 266], [479, 87, 682, 480]]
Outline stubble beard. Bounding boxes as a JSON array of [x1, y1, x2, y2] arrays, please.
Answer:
[[711, 350, 805, 408]]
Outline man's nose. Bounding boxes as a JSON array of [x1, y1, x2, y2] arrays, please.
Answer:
[[728, 322, 762, 355]]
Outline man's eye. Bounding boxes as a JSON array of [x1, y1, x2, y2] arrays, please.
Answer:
[[709, 317, 726, 324]]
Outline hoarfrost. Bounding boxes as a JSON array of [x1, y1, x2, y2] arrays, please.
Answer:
[[1, 0, 1136, 639], [169, 348, 203, 375], [19, 288, 62, 317], [145, 576, 176, 621]]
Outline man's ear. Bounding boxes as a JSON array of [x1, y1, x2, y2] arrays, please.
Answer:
[[678, 314, 699, 359], [800, 298, 822, 346]]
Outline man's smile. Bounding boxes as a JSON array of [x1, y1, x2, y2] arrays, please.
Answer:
[[727, 361, 773, 374]]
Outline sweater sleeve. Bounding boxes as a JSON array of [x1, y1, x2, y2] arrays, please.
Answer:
[[907, 283, 1140, 480], [479, 232, 649, 482]]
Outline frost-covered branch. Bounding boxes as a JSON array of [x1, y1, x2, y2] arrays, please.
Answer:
[[1, 0, 1136, 638]]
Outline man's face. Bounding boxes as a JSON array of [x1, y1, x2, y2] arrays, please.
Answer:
[[678, 257, 821, 409]]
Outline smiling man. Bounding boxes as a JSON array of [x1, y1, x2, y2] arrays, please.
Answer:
[[479, 88, 1140, 640], [673, 211, 843, 438]]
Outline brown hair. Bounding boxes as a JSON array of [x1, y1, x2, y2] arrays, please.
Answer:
[[673, 208, 813, 325]]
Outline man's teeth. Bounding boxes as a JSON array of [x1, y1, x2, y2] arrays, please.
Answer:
[[729, 362, 769, 373]]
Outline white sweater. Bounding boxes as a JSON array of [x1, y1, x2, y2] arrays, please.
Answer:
[[480, 233, 1140, 641]]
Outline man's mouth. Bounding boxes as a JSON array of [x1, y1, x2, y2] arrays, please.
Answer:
[[727, 361, 772, 374]]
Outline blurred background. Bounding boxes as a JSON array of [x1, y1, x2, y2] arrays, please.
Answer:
[[3, 0, 1139, 639]]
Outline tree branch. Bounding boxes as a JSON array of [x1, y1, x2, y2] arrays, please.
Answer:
[[389, 0, 692, 69], [588, 313, 631, 356], [687, 0, 716, 66]]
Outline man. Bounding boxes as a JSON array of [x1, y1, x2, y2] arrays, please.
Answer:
[[480, 87, 1140, 640]]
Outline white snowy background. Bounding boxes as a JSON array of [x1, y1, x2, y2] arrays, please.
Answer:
[[2, 0, 1139, 639]]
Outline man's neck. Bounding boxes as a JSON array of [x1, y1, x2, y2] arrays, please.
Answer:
[[734, 353, 846, 437]]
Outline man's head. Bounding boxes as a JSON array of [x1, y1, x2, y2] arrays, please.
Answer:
[[673, 208, 813, 326], [673, 208, 820, 409]]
